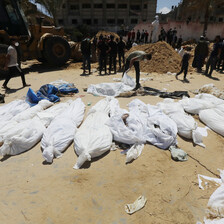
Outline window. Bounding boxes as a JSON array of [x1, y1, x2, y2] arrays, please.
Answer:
[[70, 5, 79, 10], [62, 4, 66, 9], [118, 4, 127, 9], [82, 4, 91, 9], [131, 19, 138, 24], [107, 4, 115, 8], [83, 19, 91, 25], [130, 5, 141, 10], [107, 19, 115, 24], [94, 4, 102, 8], [117, 19, 124, 25], [219, 17, 223, 22], [58, 19, 64, 25], [144, 4, 147, 9], [93, 19, 98, 24], [72, 19, 77, 24]]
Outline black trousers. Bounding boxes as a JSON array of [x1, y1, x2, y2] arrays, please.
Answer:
[[99, 55, 107, 73], [177, 64, 188, 79], [3, 66, 26, 87], [205, 56, 217, 76], [124, 60, 140, 85], [82, 54, 91, 72], [217, 57, 224, 71], [109, 54, 117, 72], [118, 52, 125, 68]]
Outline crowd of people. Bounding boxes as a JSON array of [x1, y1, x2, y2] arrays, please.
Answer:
[[80, 31, 223, 88], [124, 27, 183, 49], [1, 32, 223, 92], [176, 35, 224, 83], [81, 34, 127, 76]]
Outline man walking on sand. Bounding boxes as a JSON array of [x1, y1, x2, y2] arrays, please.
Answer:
[[176, 47, 191, 82], [124, 51, 152, 90], [2, 38, 30, 90]]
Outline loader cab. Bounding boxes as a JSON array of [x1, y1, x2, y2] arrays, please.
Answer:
[[0, 0, 30, 37]]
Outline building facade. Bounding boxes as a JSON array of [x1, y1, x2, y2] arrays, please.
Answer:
[[161, 0, 224, 24], [56, 0, 157, 31]]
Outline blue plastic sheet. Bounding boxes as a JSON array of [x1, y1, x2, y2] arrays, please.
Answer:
[[26, 84, 59, 106], [58, 84, 79, 94], [26, 83, 79, 106]]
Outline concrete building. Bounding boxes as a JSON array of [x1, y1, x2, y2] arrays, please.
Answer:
[[56, 0, 157, 32], [160, 0, 224, 24]]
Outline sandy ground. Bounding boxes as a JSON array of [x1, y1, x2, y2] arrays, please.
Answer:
[[0, 60, 224, 224]]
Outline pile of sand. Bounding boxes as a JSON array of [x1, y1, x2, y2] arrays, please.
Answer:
[[126, 41, 182, 74], [93, 31, 120, 40]]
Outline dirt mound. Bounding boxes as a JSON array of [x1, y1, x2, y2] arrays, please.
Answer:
[[93, 31, 120, 40], [126, 41, 182, 74]]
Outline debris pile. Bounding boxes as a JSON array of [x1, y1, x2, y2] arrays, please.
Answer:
[[126, 41, 182, 74]]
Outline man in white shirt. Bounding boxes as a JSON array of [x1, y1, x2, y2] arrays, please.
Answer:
[[2, 38, 30, 90]]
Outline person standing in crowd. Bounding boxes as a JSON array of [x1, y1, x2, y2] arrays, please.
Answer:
[[136, 30, 141, 43], [131, 29, 136, 42], [81, 35, 91, 75], [167, 28, 173, 45], [91, 36, 98, 63], [3, 38, 30, 90], [127, 30, 132, 42], [123, 51, 152, 90], [108, 35, 117, 74], [172, 27, 177, 47], [192, 36, 209, 73], [145, 30, 149, 43], [216, 39, 224, 72], [176, 47, 191, 83], [117, 36, 126, 70], [98, 36, 109, 75], [141, 29, 145, 43], [160, 27, 166, 41], [204, 35, 222, 77], [176, 35, 183, 49]]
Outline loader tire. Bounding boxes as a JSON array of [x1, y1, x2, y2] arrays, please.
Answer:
[[0, 44, 9, 76], [43, 36, 70, 66]]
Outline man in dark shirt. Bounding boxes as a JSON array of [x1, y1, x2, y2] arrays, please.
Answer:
[[141, 30, 145, 43], [98, 36, 109, 75], [108, 35, 117, 74], [160, 27, 166, 41], [117, 36, 126, 70], [131, 29, 135, 42], [127, 31, 132, 42], [176, 35, 183, 49], [145, 30, 149, 43], [81, 36, 91, 74], [204, 35, 222, 77], [176, 47, 191, 82], [217, 39, 224, 72], [167, 28, 173, 45], [136, 30, 141, 43], [193, 36, 209, 72]]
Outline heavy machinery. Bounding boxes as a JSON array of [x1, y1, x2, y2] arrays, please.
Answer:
[[0, 0, 71, 71]]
